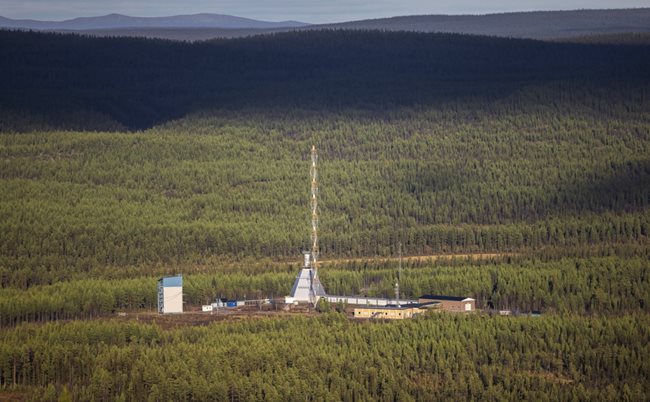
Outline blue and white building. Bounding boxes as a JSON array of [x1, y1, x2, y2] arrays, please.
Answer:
[[157, 275, 183, 314]]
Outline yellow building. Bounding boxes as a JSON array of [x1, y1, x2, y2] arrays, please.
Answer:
[[353, 303, 439, 319]]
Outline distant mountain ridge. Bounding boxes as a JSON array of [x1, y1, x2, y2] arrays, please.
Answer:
[[0, 13, 309, 30], [320, 8, 650, 39], [0, 8, 648, 40]]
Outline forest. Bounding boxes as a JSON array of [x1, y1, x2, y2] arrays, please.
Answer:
[[0, 256, 648, 327], [0, 29, 649, 400], [1, 90, 648, 287], [2, 313, 650, 401], [1, 29, 649, 130]]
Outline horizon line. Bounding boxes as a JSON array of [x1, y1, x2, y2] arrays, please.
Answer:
[[1, 7, 648, 26]]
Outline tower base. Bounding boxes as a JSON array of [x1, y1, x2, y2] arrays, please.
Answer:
[[290, 268, 327, 303]]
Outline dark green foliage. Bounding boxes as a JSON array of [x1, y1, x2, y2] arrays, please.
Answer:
[[0, 29, 649, 129], [315, 298, 331, 313], [1, 313, 649, 401]]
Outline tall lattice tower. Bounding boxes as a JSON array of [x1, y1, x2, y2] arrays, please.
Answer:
[[289, 145, 326, 305], [310, 145, 319, 282]]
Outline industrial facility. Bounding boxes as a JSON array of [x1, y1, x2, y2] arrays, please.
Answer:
[[157, 275, 183, 314], [156, 146, 476, 319], [286, 145, 407, 307]]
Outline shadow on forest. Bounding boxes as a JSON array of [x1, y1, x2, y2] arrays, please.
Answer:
[[548, 159, 650, 217], [1, 29, 649, 131]]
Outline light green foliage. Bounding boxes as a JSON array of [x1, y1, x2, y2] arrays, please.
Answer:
[[0, 256, 647, 326], [1, 313, 649, 401], [1, 86, 649, 288]]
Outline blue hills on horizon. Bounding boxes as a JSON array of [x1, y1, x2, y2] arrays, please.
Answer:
[[0, 12, 310, 30], [0, 8, 648, 40]]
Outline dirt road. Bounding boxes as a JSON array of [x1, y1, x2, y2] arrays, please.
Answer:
[[321, 252, 515, 265]]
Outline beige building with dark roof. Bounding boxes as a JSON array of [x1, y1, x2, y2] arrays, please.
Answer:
[[353, 302, 440, 319], [418, 295, 476, 312]]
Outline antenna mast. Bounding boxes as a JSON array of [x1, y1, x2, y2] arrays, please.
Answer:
[[310, 145, 319, 304], [395, 241, 401, 307], [289, 146, 326, 306], [310, 145, 319, 270]]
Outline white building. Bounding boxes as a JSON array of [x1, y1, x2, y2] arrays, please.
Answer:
[[157, 275, 183, 314]]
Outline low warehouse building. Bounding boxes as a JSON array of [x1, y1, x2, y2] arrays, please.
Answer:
[[418, 295, 476, 312], [353, 302, 439, 320], [325, 295, 417, 306]]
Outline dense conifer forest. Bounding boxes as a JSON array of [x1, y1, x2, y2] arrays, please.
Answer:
[[2, 313, 650, 401], [0, 29, 649, 400], [1, 29, 649, 130]]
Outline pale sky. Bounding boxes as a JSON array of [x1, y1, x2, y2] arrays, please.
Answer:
[[1, 0, 649, 23]]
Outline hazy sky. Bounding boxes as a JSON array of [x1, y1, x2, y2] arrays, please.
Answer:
[[1, 0, 649, 23]]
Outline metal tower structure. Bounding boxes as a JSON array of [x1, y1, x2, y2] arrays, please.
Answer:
[[395, 242, 402, 308], [310, 146, 319, 274], [289, 145, 326, 305], [309, 145, 320, 305]]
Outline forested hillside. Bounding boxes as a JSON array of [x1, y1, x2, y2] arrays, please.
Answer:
[[1, 29, 649, 401], [1, 29, 649, 129], [1, 89, 649, 287], [1, 29, 648, 296], [321, 8, 650, 39]]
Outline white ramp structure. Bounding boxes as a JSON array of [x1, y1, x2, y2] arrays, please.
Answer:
[[290, 252, 327, 303]]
